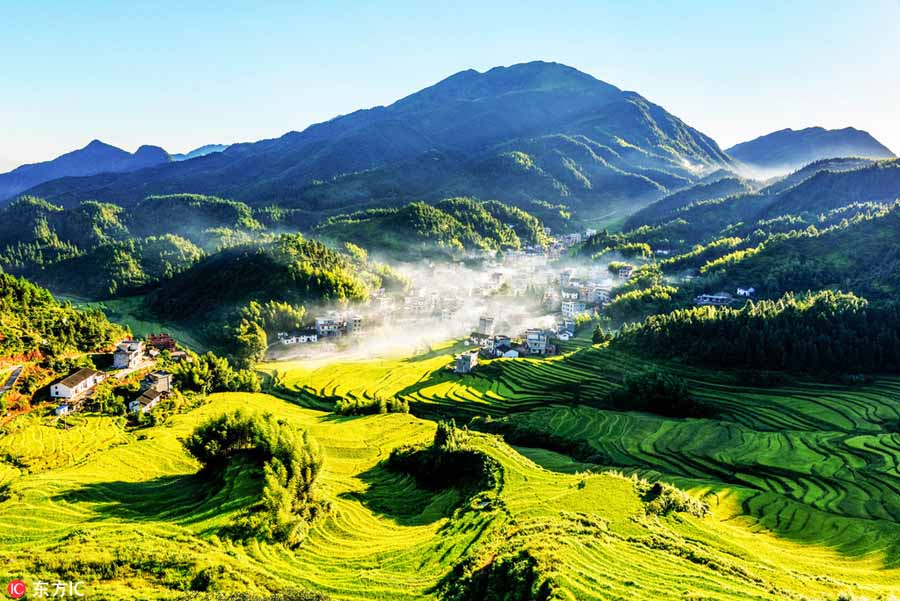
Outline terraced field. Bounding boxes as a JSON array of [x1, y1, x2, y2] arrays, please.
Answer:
[[2, 392, 897, 599], [259, 343, 900, 598], [1, 338, 898, 599]]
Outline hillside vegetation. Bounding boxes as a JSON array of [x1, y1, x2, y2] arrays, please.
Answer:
[[315, 197, 549, 258]]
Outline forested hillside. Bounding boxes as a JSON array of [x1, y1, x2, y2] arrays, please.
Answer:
[[315, 197, 550, 258], [0, 272, 124, 360], [0, 195, 264, 298]]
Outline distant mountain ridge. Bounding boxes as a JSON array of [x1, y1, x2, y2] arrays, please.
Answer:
[[727, 126, 894, 174], [20, 61, 733, 221], [171, 144, 229, 161], [0, 140, 170, 202]]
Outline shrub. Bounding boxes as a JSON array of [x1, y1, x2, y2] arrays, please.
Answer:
[[604, 371, 713, 418]]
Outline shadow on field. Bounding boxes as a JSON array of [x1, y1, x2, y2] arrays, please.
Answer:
[[341, 463, 464, 527], [51, 469, 257, 533]]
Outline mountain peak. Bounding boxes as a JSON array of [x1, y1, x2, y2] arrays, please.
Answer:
[[727, 126, 895, 174]]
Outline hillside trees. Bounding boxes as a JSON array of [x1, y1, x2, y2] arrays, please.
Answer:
[[184, 410, 327, 546], [614, 290, 900, 373]]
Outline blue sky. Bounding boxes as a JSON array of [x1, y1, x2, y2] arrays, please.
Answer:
[[2, 0, 898, 171]]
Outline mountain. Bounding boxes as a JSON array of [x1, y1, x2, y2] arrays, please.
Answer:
[[171, 144, 229, 161], [0, 140, 170, 202], [727, 126, 894, 174], [20, 62, 732, 221]]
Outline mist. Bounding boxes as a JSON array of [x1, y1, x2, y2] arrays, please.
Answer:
[[266, 249, 617, 364]]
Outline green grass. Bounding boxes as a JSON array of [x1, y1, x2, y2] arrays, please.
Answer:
[[2, 341, 900, 598]]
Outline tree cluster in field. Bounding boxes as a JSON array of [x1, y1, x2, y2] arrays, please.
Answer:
[[334, 396, 409, 416], [470, 416, 610, 465], [0, 272, 125, 360], [171, 351, 261, 394], [603, 371, 712, 418], [387, 420, 500, 492], [440, 547, 560, 601], [184, 410, 328, 546], [614, 290, 900, 374], [635, 479, 709, 518]]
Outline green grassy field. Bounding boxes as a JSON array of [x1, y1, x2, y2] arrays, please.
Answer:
[[1, 340, 899, 599]]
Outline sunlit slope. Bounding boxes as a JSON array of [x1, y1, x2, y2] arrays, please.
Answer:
[[2, 390, 897, 598]]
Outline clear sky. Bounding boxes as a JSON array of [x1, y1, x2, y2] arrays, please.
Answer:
[[2, 0, 898, 172]]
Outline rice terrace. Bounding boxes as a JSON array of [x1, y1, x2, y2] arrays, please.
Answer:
[[2, 3, 900, 600]]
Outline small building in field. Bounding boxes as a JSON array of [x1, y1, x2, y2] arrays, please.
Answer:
[[556, 331, 572, 342], [54, 404, 70, 416], [618, 265, 635, 280], [736, 287, 756, 297], [129, 388, 163, 414], [114, 340, 144, 369], [695, 292, 734, 307], [454, 350, 479, 374], [142, 371, 172, 393], [51, 368, 105, 400]]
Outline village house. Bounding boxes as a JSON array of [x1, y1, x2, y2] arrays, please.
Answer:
[[454, 350, 479, 374], [589, 287, 611, 304], [146, 333, 177, 352], [113, 340, 144, 369], [695, 292, 735, 307], [561, 288, 580, 301], [51, 368, 105, 401], [561, 300, 588, 319], [315, 316, 343, 337], [278, 329, 318, 345], [736, 287, 756, 297], [494, 343, 519, 359], [525, 329, 548, 355], [142, 371, 172, 394], [347, 314, 363, 334], [129, 388, 163, 414], [618, 265, 635, 280], [556, 331, 572, 342]]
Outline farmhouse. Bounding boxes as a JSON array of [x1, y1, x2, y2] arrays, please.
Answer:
[[278, 329, 318, 345], [618, 266, 634, 279], [695, 292, 734, 307], [129, 388, 163, 414], [454, 350, 479, 374], [50, 368, 105, 400], [114, 340, 144, 369]]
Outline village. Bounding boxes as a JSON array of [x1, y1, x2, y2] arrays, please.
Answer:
[[48, 333, 189, 419]]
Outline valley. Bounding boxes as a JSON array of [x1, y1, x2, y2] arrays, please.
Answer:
[[1, 55, 899, 601]]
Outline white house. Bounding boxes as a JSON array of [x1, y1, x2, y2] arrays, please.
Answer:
[[525, 329, 548, 355], [556, 331, 572, 341], [561, 300, 588, 318], [477, 316, 496, 336], [113, 340, 144, 369], [736, 287, 756, 297], [50, 368, 105, 400], [695, 292, 734, 307], [129, 388, 163, 414], [618, 266, 635, 279]]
